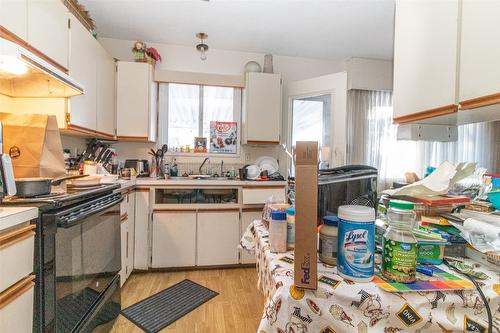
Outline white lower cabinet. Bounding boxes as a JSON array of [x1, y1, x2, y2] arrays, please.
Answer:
[[240, 210, 262, 264], [119, 191, 136, 286], [134, 189, 150, 270], [0, 276, 34, 333], [197, 211, 240, 266], [119, 217, 128, 287], [151, 211, 197, 268]]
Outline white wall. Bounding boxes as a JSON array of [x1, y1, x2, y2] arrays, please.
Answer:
[[71, 37, 347, 170], [346, 57, 393, 91]]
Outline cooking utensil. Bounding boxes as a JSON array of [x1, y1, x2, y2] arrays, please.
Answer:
[[95, 145, 110, 163], [88, 141, 102, 161], [161, 144, 168, 154], [101, 150, 113, 166], [78, 138, 97, 163], [15, 174, 87, 198]]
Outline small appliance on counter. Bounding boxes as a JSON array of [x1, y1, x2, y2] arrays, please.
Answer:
[[124, 159, 149, 177], [318, 165, 378, 219]]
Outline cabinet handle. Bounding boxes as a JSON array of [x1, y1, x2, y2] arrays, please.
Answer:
[[120, 213, 129, 223], [126, 231, 129, 258], [0, 275, 35, 310], [0, 224, 35, 249]]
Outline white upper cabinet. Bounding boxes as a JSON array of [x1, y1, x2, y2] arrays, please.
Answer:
[[96, 43, 116, 137], [116, 61, 157, 141], [68, 13, 97, 131], [242, 72, 281, 144], [27, 0, 69, 69], [393, 0, 459, 122], [0, 0, 28, 40], [459, 0, 500, 105]]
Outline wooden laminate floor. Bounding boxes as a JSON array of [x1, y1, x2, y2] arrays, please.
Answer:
[[111, 267, 264, 333]]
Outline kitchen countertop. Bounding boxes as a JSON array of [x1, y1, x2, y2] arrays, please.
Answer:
[[117, 178, 287, 188], [136, 178, 287, 186], [0, 207, 38, 231]]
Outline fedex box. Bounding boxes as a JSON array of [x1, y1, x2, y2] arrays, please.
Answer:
[[294, 141, 318, 290]]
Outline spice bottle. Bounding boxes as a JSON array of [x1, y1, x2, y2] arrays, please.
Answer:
[[269, 210, 287, 253], [382, 200, 418, 283]]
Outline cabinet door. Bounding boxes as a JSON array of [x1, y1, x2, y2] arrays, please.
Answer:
[[151, 211, 196, 268], [243, 72, 281, 143], [96, 44, 115, 137], [240, 210, 261, 264], [0, 0, 27, 40], [119, 217, 128, 287], [126, 192, 135, 279], [459, 0, 500, 103], [134, 189, 149, 270], [197, 211, 239, 266], [116, 62, 153, 139], [27, 0, 68, 68], [393, 0, 459, 120], [68, 14, 97, 130]]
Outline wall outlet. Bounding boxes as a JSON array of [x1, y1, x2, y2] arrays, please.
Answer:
[[245, 153, 251, 162]]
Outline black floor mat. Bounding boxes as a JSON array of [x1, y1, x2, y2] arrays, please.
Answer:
[[121, 279, 219, 333]]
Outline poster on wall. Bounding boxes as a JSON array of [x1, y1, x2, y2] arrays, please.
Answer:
[[210, 121, 238, 154]]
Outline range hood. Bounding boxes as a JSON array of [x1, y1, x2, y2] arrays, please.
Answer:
[[0, 38, 83, 98]]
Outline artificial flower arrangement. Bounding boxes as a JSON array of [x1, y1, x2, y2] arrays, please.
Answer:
[[132, 41, 162, 64]]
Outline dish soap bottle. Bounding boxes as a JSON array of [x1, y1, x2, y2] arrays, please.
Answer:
[[381, 200, 417, 283]]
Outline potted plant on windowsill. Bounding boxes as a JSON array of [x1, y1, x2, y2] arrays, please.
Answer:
[[132, 41, 162, 66]]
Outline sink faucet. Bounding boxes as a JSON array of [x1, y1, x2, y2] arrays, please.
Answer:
[[199, 157, 210, 175]]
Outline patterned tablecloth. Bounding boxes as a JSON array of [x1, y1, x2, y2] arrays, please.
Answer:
[[240, 220, 500, 333]]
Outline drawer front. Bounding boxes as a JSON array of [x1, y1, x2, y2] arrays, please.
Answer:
[[242, 187, 286, 205], [0, 225, 35, 293], [0, 276, 35, 333]]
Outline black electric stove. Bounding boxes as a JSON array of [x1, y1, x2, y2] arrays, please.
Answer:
[[4, 183, 122, 333]]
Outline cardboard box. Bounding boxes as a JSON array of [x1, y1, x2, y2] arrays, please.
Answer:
[[294, 141, 318, 290]]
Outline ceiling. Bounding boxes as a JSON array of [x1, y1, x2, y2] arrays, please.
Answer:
[[80, 0, 395, 61]]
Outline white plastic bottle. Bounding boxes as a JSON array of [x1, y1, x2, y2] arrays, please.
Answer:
[[269, 210, 287, 253]]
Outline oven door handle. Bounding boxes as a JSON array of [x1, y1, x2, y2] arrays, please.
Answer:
[[58, 196, 124, 228]]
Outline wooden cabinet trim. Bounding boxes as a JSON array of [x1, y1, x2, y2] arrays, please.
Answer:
[[242, 185, 286, 189], [0, 26, 68, 73], [153, 209, 197, 213], [0, 224, 35, 249], [198, 208, 240, 213], [245, 140, 280, 145], [393, 104, 458, 124], [93, 129, 116, 140], [0, 275, 35, 310], [242, 207, 264, 212], [460, 92, 500, 110], [117, 136, 150, 142], [135, 188, 150, 192]]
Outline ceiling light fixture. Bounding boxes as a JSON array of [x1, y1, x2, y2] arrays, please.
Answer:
[[196, 32, 208, 61]]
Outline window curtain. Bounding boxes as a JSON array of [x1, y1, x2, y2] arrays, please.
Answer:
[[347, 89, 500, 190]]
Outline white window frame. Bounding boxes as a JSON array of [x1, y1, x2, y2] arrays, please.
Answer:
[[158, 82, 242, 157]]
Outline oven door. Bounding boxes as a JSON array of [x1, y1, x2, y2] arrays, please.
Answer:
[[51, 193, 122, 332]]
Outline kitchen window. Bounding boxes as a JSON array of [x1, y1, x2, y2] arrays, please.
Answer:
[[158, 83, 242, 154]]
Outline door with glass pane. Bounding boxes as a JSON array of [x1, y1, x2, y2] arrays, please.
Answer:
[[286, 72, 348, 174]]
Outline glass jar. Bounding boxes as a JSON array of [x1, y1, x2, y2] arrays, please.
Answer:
[[319, 215, 339, 265], [382, 200, 417, 283]]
